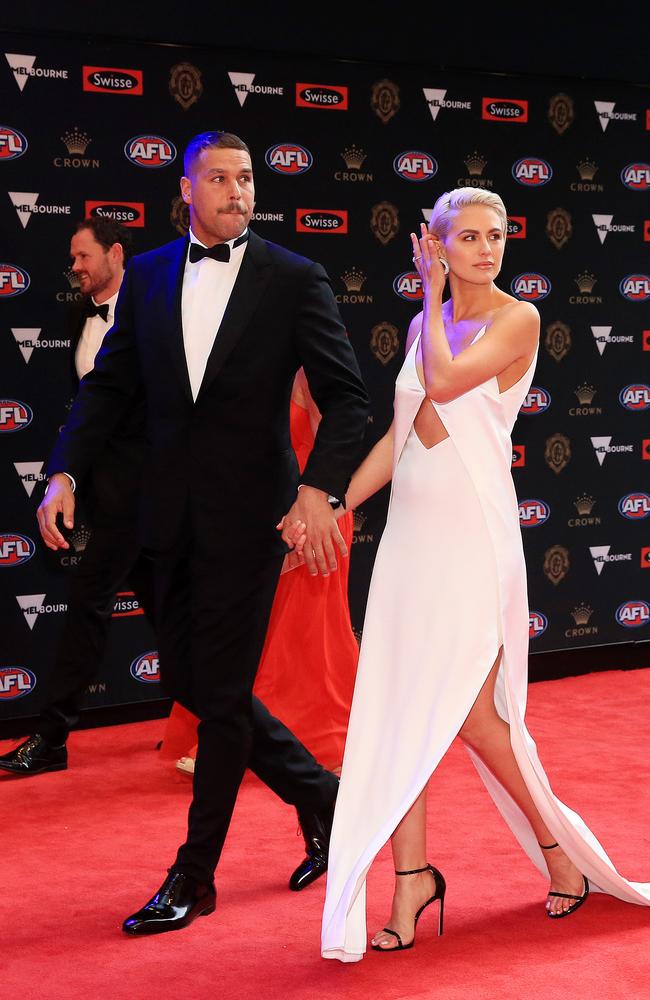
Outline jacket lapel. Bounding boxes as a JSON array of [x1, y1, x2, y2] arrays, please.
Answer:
[[158, 237, 193, 402]]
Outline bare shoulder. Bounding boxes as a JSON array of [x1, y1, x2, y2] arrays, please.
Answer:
[[405, 310, 423, 353], [488, 298, 539, 349]]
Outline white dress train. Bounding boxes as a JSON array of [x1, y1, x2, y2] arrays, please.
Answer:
[[321, 328, 650, 963]]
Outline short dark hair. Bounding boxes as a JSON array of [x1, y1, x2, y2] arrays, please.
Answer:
[[183, 131, 251, 176], [75, 218, 133, 266]]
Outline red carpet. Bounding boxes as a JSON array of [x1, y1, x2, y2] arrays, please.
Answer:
[[2, 669, 649, 1000]]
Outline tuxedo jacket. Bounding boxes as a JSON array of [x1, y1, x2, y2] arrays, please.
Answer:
[[49, 232, 369, 554]]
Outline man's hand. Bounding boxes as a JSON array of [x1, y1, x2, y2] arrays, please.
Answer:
[[277, 485, 347, 577], [36, 474, 75, 550]]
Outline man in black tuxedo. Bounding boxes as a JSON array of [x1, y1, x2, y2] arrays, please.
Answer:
[[36, 132, 369, 935]]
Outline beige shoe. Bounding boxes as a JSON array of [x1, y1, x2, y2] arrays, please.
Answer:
[[176, 756, 195, 776]]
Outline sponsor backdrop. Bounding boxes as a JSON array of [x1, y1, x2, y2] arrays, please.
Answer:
[[1, 34, 649, 722]]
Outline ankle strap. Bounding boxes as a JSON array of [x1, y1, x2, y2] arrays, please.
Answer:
[[538, 841, 559, 850], [395, 864, 431, 876]]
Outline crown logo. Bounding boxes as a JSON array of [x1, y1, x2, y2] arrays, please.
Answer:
[[353, 510, 367, 533], [576, 158, 598, 181], [463, 151, 487, 176], [571, 603, 594, 626], [70, 523, 92, 553], [574, 383, 596, 405], [63, 266, 81, 289], [341, 267, 367, 292], [61, 127, 91, 155], [574, 271, 597, 293], [341, 145, 366, 170], [574, 494, 596, 515]]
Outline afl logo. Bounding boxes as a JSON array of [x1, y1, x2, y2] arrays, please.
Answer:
[[393, 271, 423, 300], [0, 533, 36, 568], [619, 384, 650, 410], [265, 143, 313, 174], [0, 125, 28, 160], [130, 651, 161, 683], [615, 600, 650, 629], [0, 263, 30, 297], [618, 493, 650, 519], [0, 667, 36, 700], [0, 400, 33, 433], [619, 275, 650, 302], [518, 500, 550, 527], [621, 163, 650, 191], [393, 151, 438, 182], [295, 209, 348, 233], [512, 157, 552, 186], [511, 273, 551, 301], [520, 387, 551, 415], [295, 84, 348, 109], [124, 135, 176, 168], [529, 611, 548, 639]]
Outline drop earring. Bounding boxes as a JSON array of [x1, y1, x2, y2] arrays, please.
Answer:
[[439, 258, 450, 276]]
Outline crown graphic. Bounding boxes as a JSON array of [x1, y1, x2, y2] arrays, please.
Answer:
[[70, 523, 91, 553], [341, 145, 366, 169], [574, 383, 597, 405], [63, 266, 81, 289], [574, 271, 597, 293], [353, 510, 367, 532], [464, 151, 487, 175], [571, 603, 594, 625], [576, 158, 598, 180], [61, 128, 91, 155], [341, 267, 367, 292], [574, 494, 596, 515]]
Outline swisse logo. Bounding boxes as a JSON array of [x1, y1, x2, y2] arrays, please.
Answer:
[[0, 263, 30, 297], [507, 217, 526, 238], [296, 209, 348, 233], [130, 651, 161, 683], [0, 400, 33, 432], [512, 273, 551, 301], [482, 98, 528, 122], [295, 84, 348, 109], [83, 66, 143, 95], [85, 200, 145, 227], [512, 158, 552, 187], [265, 143, 313, 174], [0, 667, 36, 700], [618, 492, 650, 519], [0, 126, 27, 159], [393, 271, 423, 301], [0, 533, 35, 567], [518, 500, 550, 527], [393, 151, 438, 182], [621, 163, 650, 191], [520, 387, 551, 415], [124, 135, 176, 168], [620, 275, 650, 302], [529, 611, 548, 639], [590, 545, 632, 575], [616, 600, 650, 628], [619, 384, 650, 411], [112, 591, 144, 618]]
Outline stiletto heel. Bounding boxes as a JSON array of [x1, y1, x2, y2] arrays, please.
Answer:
[[539, 842, 589, 918], [371, 863, 446, 952]]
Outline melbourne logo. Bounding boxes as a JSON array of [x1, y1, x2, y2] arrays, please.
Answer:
[[130, 651, 160, 683], [85, 201, 145, 227], [265, 143, 313, 174], [590, 545, 632, 575], [0, 533, 35, 567], [0, 667, 36, 699], [619, 275, 650, 302], [393, 151, 438, 182], [482, 98, 528, 122], [11, 328, 69, 363], [229, 72, 283, 106], [520, 387, 551, 415], [0, 125, 27, 159], [590, 325, 634, 355], [518, 500, 550, 527], [5, 53, 68, 91], [0, 400, 33, 432], [0, 263, 30, 297], [15, 594, 66, 630], [393, 271, 423, 300], [82, 66, 143, 94], [616, 601, 650, 628], [591, 436, 634, 465], [529, 611, 548, 639], [14, 461, 45, 497], [512, 273, 551, 301], [619, 384, 650, 410], [618, 492, 650, 519], [8, 192, 71, 229], [512, 158, 552, 186], [592, 214, 635, 244], [594, 101, 637, 132], [422, 88, 471, 121], [295, 83, 347, 109], [124, 135, 176, 168], [621, 163, 650, 191], [295, 209, 348, 233]]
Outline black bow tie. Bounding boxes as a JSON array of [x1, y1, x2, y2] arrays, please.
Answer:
[[84, 300, 109, 321], [188, 231, 249, 265]]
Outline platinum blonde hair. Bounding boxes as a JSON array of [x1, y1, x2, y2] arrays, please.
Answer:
[[428, 187, 508, 240]]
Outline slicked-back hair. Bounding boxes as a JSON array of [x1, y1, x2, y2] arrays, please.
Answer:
[[428, 187, 508, 240], [183, 131, 251, 176], [75, 217, 133, 266]]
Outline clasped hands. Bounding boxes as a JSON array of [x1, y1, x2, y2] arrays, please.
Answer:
[[277, 485, 347, 577]]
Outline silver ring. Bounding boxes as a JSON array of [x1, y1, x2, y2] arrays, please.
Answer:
[[413, 255, 422, 262]]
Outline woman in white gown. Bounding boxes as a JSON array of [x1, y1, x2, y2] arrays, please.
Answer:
[[319, 188, 650, 963]]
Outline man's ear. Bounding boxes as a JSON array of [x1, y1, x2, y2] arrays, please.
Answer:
[[180, 176, 192, 205]]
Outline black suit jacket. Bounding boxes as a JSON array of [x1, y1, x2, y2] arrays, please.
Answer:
[[49, 232, 369, 554]]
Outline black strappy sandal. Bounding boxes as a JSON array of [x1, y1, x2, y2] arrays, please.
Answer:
[[539, 842, 589, 919], [371, 863, 446, 952]]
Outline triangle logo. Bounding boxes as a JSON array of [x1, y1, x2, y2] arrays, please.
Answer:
[[594, 100, 615, 132], [590, 436, 611, 466], [11, 327, 41, 363], [423, 88, 446, 122], [228, 72, 255, 107], [5, 52, 35, 92], [592, 214, 612, 245], [14, 461, 45, 497], [589, 546, 610, 576], [590, 326, 611, 356], [16, 593, 46, 630], [9, 191, 38, 229]]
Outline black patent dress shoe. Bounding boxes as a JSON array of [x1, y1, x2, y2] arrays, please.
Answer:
[[122, 872, 216, 935], [0, 734, 67, 775], [289, 797, 336, 891]]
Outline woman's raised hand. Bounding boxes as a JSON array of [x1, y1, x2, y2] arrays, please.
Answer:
[[410, 223, 447, 302]]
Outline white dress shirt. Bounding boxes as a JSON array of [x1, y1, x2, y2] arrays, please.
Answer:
[[182, 228, 248, 401], [74, 289, 120, 379]]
